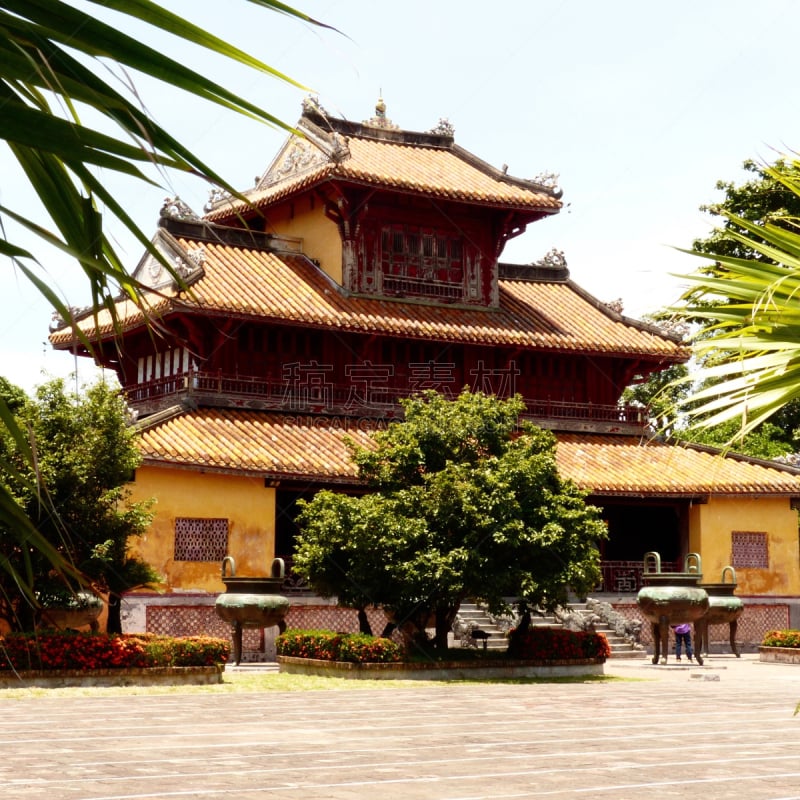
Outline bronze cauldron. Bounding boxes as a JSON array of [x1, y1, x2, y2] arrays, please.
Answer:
[[695, 566, 744, 657], [637, 551, 708, 665], [214, 556, 290, 665]]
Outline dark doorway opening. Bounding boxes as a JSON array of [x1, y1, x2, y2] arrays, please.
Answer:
[[275, 489, 317, 558], [599, 500, 688, 564]]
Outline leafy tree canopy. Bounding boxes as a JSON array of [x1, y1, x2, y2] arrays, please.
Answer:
[[692, 158, 800, 263], [0, 378, 156, 632], [293, 390, 607, 652]]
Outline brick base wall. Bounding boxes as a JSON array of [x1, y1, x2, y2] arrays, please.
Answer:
[[142, 601, 393, 661], [133, 595, 795, 660], [610, 601, 791, 651]]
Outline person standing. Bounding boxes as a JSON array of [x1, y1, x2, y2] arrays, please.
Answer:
[[672, 622, 693, 662]]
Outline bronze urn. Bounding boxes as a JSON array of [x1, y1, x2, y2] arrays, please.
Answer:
[[636, 551, 709, 665], [214, 556, 290, 665], [695, 566, 744, 657]]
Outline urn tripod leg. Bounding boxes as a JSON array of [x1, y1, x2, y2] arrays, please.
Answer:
[[696, 618, 708, 658], [692, 625, 704, 666], [659, 615, 669, 665], [233, 621, 243, 666], [730, 619, 740, 657], [650, 621, 661, 665]]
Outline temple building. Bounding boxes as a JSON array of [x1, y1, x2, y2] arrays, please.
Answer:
[[51, 99, 800, 649]]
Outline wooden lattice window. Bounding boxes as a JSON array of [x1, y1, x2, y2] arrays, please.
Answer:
[[174, 518, 229, 562], [378, 225, 465, 300], [731, 531, 769, 569]]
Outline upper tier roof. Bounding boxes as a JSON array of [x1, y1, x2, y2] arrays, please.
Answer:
[[205, 99, 562, 220], [49, 222, 687, 362]]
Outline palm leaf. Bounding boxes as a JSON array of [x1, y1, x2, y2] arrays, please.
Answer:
[[0, 0, 331, 599], [671, 157, 800, 439]]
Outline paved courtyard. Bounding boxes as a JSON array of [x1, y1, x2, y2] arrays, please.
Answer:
[[1, 654, 800, 799]]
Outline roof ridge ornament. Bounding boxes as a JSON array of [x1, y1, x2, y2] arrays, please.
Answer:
[[160, 196, 201, 221], [535, 248, 567, 270], [428, 118, 455, 137], [364, 95, 399, 130]]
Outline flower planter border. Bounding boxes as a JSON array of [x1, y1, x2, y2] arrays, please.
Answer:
[[758, 646, 800, 665], [0, 665, 223, 689], [277, 655, 605, 680]]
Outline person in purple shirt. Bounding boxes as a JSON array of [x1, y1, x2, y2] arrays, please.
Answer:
[[672, 622, 693, 662]]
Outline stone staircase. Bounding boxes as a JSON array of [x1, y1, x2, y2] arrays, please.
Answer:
[[455, 603, 517, 650], [565, 601, 642, 659], [456, 600, 642, 659]]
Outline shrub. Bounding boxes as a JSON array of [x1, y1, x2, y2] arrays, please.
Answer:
[[333, 632, 405, 663], [761, 630, 800, 649], [508, 627, 611, 661], [0, 632, 230, 671], [276, 629, 405, 663]]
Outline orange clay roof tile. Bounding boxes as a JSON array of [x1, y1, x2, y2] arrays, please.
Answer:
[[51, 241, 686, 360], [136, 410, 800, 496], [555, 433, 800, 496], [205, 135, 559, 220], [137, 409, 373, 480]]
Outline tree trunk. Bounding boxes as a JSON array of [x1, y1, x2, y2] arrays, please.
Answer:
[[507, 605, 532, 658], [357, 607, 372, 636], [106, 592, 122, 634], [14, 599, 37, 633], [434, 606, 457, 651]]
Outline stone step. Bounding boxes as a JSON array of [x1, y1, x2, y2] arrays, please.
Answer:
[[569, 604, 644, 659], [455, 603, 508, 650], [457, 601, 642, 659]]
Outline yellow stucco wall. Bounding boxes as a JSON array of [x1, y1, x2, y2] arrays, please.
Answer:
[[128, 466, 275, 594], [688, 496, 800, 595], [268, 198, 343, 284]]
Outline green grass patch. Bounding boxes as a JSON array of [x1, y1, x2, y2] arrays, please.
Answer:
[[0, 669, 625, 698]]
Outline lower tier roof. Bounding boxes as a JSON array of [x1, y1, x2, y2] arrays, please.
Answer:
[[135, 408, 800, 498]]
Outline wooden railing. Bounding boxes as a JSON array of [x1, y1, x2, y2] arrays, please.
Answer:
[[126, 368, 648, 427], [277, 559, 681, 598], [599, 559, 681, 594]]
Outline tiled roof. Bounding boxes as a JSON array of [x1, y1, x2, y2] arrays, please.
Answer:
[[51, 239, 686, 359], [137, 409, 376, 481], [556, 433, 800, 497], [206, 126, 561, 220], [136, 409, 800, 497]]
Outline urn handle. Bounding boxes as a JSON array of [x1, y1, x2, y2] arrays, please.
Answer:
[[221, 555, 236, 578], [643, 551, 662, 574], [721, 565, 737, 585], [684, 552, 702, 574], [271, 557, 285, 579]]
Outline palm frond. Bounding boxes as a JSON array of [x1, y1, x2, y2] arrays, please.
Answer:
[[671, 156, 800, 439], [0, 0, 330, 598]]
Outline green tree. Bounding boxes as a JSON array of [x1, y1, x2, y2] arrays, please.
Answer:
[[672, 156, 800, 437], [294, 390, 607, 653], [0, 378, 156, 632], [692, 158, 800, 263], [674, 419, 793, 460], [621, 313, 691, 436], [0, 1, 328, 595]]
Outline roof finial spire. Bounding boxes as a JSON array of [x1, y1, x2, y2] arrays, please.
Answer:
[[364, 92, 399, 130]]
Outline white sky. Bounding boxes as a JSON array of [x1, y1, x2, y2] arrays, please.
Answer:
[[2, 0, 799, 393]]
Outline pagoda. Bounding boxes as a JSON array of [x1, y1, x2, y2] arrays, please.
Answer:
[[51, 99, 800, 643]]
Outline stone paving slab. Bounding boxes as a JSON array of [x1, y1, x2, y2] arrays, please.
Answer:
[[1, 654, 799, 799]]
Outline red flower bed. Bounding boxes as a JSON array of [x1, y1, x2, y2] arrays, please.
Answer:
[[0, 632, 230, 671], [510, 627, 610, 661], [761, 630, 800, 649], [276, 629, 405, 663]]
